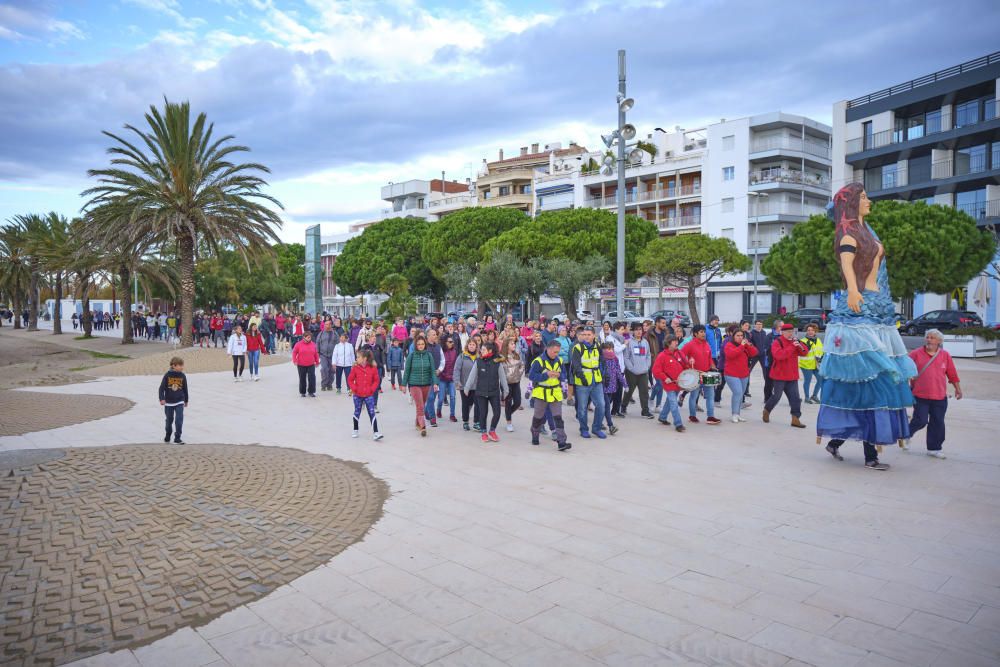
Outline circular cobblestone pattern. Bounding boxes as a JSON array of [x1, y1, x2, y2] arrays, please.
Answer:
[[0, 391, 135, 436], [0, 444, 387, 666]]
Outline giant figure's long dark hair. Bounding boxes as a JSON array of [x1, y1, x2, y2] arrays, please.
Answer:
[[831, 183, 879, 290]]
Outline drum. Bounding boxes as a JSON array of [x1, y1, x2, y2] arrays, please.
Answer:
[[677, 369, 701, 391], [701, 371, 722, 386]]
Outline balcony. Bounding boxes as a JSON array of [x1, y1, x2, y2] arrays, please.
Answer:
[[655, 214, 701, 231], [956, 199, 1000, 222], [847, 51, 1000, 108], [750, 136, 831, 160], [477, 167, 536, 187], [381, 207, 429, 220], [427, 194, 476, 213], [749, 169, 831, 189], [749, 201, 827, 219], [585, 184, 701, 208], [479, 193, 533, 208], [845, 99, 999, 155]]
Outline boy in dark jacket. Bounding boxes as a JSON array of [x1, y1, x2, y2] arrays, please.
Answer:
[[158, 356, 189, 444], [387, 339, 405, 389]]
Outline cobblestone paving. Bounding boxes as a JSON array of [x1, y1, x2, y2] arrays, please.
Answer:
[[0, 392, 135, 436], [0, 444, 387, 667], [94, 348, 288, 377]]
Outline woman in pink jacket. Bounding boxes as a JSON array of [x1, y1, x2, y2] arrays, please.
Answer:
[[292, 331, 320, 397]]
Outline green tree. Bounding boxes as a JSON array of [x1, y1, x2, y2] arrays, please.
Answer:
[[421, 207, 526, 279], [485, 208, 658, 282], [331, 217, 442, 299], [762, 201, 996, 299], [82, 99, 283, 347], [475, 249, 547, 317], [11, 213, 47, 331], [637, 234, 751, 325], [0, 224, 31, 329], [443, 263, 475, 304], [27, 213, 73, 334], [378, 273, 418, 320], [541, 255, 611, 321]]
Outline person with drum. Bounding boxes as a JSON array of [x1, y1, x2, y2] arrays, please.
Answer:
[[723, 329, 758, 422], [680, 325, 722, 425], [763, 323, 809, 428], [652, 335, 689, 432]]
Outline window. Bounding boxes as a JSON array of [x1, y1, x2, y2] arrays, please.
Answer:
[[908, 154, 931, 184], [417, 198, 424, 209], [722, 166, 735, 181], [907, 115, 925, 140], [722, 135, 735, 151], [483, 190, 492, 199], [498, 185, 510, 196], [881, 164, 899, 189], [721, 227, 734, 240], [955, 100, 981, 128], [925, 109, 942, 134], [956, 145, 986, 175], [721, 197, 734, 213], [520, 184, 532, 194], [956, 188, 987, 220], [862, 121, 873, 150]]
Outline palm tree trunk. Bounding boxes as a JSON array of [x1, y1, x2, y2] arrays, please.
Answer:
[[178, 231, 196, 348], [12, 291, 22, 329], [52, 272, 63, 334], [27, 260, 39, 331], [119, 266, 133, 344], [80, 276, 93, 337]]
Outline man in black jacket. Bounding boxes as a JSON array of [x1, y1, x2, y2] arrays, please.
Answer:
[[747, 320, 769, 399]]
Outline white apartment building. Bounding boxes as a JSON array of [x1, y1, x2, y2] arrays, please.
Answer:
[[380, 178, 476, 222], [532, 113, 832, 321]]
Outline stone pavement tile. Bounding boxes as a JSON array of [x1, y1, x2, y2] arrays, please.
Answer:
[[425, 645, 507, 667], [289, 566, 366, 604], [320, 590, 411, 635], [856, 654, 910, 667], [326, 547, 385, 577], [353, 651, 416, 666], [475, 556, 561, 593], [585, 633, 701, 666], [62, 650, 141, 667], [936, 576, 1000, 608], [195, 606, 265, 640], [824, 617, 944, 667], [287, 618, 388, 666], [374, 545, 449, 574], [804, 587, 912, 628], [132, 627, 221, 667], [911, 554, 1000, 587], [789, 566, 889, 598], [489, 536, 562, 565], [665, 571, 758, 606], [351, 565, 435, 599], [523, 605, 636, 653], [737, 592, 842, 635], [871, 580, 982, 623], [206, 624, 321, 667], [446, 610, 550, 662], [391, 585, 481, 626], [533, 578, 627, 617], [717, 527, 867, 570], [772, 525, 914, 563], [506, 644, 604, 667], [669, 627, 791, 667], [593, 600, 701, 646], [930, 646, 1000, 667], [446, 524, 513, 549], [969, 604, 1000, 630], [548, 534, 627, 562], [853, 560, 951, 593], [725, 566, 821, 603], [352, 611, 465, 665], [749, 622, 867, 667], [604, 551, 688, 583], [249, 591, 339, 635], [460, 584, 554, 624], [417, 561, 498, 596], [637, 584, 771, 641], [897, 610, 1000, 661]]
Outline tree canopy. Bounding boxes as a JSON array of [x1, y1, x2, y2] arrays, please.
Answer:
[[330, 217, 443, 299], [543, 255, 611, 320], [763, 201, 996, 299], [637, 234, 751, 325], [421, 207, 527, 279], [194, 243, 305, 309]]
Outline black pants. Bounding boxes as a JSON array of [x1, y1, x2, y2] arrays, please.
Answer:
[[909, 397, 947, 451], [164, 405, 183, 441], [232, 355, 245, 377], [336, 366, 350, 390], [829, 439, 879, 463], [746, 359, 760, 397], [623, 370, 649, 415], [714, 358, 724, 403], [764, 379, 802, 417], [461, 389, 480, 426], [608, 384, 623, 415], [297, 365, 316, 395], [505, 382, 522, 421], [476, 393, 502, 432], [389, 368, 403, 386]]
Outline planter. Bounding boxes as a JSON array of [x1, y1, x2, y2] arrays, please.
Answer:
[[941, 334, 997, 358]]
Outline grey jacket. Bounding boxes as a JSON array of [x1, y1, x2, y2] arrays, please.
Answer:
[[453, 353, 477, 391], [315, 330, 337, 357], [623, 337, 652, 375]]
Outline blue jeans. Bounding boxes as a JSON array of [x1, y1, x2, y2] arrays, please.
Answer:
[[725, 375, 748, 415], [424, 385, 438, 420], [688, 384, 715, 418], [802, 368, 820, 399], [658, 391, 682, 426], [247, 349, 260, 375], [164, 404, 184, 440], [266, 332, 276, 354], [574, 382, 606, 434], [650, 377, 663, 408], [908, 396, 947, 451], [436, 380, 456, 418]]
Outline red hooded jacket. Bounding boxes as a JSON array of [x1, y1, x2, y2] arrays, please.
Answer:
[[723, 340, 758, 378], [651, 348, 688, 392], [769, 336, 808, 381], [348, 364, 380, 398]]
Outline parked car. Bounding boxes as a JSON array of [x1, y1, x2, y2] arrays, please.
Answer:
[[549, 311, 594, 323], [902, 310, 982, 336], [786, 308, 832, 330], [421, 311, 445, 323], [602, 310, 645, 324], [648, 310, 692, 328]]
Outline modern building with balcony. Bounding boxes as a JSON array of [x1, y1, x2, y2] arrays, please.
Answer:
[[832, 50, 1000, 324], [478, 142, 587, 215], [380, 178, 475, 221]]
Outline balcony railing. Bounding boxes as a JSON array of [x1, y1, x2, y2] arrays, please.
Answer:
[[586, 184, 700, 208], [479, 193, 532, 206], [749, 201, 827, 218], [751, 137, 831, 159], [846, 99, 999, 154], [956, 199, 1000, 221], [655, 214, 701, 230], [749, 169, 831, 188], [428, 195, 475, 209], [847, 51, 1000, 108]]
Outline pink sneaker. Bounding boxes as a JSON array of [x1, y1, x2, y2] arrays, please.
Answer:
[[481, 433, 489, 443], [488, 431, 499, 442]]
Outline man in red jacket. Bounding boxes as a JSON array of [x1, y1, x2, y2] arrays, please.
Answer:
[[680, 325, 721, 425], [763, 323, 809, 428], [652, 335, 688, 431]]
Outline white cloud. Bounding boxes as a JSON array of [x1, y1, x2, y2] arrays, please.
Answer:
[[0, 3, 84, 43], [122, 0, 206, 30]]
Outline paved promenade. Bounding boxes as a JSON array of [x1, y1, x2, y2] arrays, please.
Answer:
[[2, 348, 999, 667]]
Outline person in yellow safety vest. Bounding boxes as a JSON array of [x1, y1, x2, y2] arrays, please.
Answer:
[[570, 326, 608, 439], [798, 322, 825, 404], [527, 339, 572, 451]]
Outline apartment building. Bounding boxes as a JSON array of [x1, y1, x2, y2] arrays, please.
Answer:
[[832, 50, 1000, 324], [532, 114, 831, 320], [478, 142, 588, 215], [380, 178, 475, 221]]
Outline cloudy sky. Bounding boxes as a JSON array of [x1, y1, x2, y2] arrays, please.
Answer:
[[2, 0, 998, 242]]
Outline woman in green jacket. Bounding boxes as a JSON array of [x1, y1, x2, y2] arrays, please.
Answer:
[[403, 334, 438, 436]]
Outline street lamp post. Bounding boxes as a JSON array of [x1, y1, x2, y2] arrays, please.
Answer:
[[747, 191, 769, 322]]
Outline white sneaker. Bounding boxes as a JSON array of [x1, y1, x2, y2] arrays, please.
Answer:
[[234, 377, 239, 383], [732, 416, 741, 423], [253, 375, 260, 382], [352, 430, 359, 438], [506, 423, 514, 432], [737, 415, 747, 422], [927, 451, 946, 459], [373, 432, 384, 441]]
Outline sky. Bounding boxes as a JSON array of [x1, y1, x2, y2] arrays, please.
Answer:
[[1, 0, 999, 243]]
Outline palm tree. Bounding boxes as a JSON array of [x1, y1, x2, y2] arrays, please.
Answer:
[[68, 216, 105, 338], [82, 99, 283, 347], [0, 225, 31, 329], [30, 213, 72, 334], [11, 214, 47, 331]]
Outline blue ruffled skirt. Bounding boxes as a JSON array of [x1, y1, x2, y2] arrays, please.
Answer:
[[816, 289, 916, 444]]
